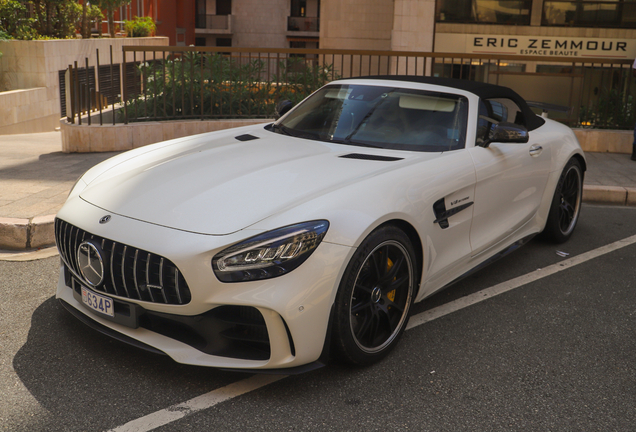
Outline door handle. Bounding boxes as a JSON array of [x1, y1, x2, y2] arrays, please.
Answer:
[[529, 145, 543, 156]]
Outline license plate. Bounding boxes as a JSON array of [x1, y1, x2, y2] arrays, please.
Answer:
[[81, 287, 115, 317]]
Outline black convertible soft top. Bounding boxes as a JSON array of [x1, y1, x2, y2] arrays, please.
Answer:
[[341, 75, 545, 131]]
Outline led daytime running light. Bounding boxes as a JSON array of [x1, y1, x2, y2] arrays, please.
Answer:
[[217, 229, 311, 271], [212, 220, 329, 282]]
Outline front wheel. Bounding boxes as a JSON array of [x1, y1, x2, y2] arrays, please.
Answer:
[[543, 157, 584, 243], [332, 226, 417, 366]]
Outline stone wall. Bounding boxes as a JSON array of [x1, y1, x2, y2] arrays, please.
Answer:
[[0, 88, 51, 134], [233, 0, 288, 48], [0, 37, 169, 135], [320, 0, 394, 51]]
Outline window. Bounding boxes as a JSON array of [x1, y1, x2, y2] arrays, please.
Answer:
[[291, 0, 307, 17], [433, 62, 526, 81], [542, 0, 636, 27], [216, 38, 232, 47], [217, 0, 232, 15], [437, 0, 532, 24], [275, 85, 469, 152]]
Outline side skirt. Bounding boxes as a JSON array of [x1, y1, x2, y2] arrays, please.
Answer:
[[434, 233, 536, 295]]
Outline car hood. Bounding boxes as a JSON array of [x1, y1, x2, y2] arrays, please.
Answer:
[[79, 128, 440, 235]]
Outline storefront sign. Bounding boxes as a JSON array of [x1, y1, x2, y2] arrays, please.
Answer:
[[435, 33, 636, 59]]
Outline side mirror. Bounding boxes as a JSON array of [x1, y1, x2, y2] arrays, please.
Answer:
[[275, 100, 294, 119], [482, 122, 529, 147]]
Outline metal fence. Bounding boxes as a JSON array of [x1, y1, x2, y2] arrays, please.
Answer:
[[65, 46, 635, 129]]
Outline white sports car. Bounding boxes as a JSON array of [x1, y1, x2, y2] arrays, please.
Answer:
[[55, 77, 585, 372]]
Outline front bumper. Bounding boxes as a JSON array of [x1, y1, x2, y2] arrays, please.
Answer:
[[54, 200, 352, 370]]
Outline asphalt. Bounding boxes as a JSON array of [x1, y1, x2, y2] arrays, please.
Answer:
[[0, 131, 635, 251]]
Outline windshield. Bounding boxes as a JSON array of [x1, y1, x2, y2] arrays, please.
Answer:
[[272, 84, 468, 152]]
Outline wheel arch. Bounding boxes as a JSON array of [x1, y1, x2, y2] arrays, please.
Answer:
[[571, 152, 587, 173], [373, 218, 424, 298]]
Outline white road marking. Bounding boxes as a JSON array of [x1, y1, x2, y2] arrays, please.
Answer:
[[107, 374, 287, 432], [407, 233, 636, 330], [108, 233, 636, 432]]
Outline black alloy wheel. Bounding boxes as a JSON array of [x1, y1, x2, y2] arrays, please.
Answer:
[[332, 226, 417, 365], [543, 157, 583, 243]]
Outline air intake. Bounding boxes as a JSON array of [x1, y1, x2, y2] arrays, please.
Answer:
[[339, 153, 403, 162]]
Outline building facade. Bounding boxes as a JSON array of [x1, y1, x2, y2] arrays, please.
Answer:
[[158, 0, 636, 62], [108, 0, 196, 46], [103, 0, 636, 60], [189, 0, 436, 54]]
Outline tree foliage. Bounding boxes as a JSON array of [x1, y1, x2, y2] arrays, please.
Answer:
[[30, 0, 82, 39], [0, 0, 37, 39], [92, 0, 131, 37]]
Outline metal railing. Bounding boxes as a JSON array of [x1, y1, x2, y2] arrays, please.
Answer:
[[64, 46, 636, 130]]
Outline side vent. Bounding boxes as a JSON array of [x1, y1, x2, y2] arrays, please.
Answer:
[[339, 153, 403, 162], [433, 198, 474, 229], [235, 134, 259, 142]]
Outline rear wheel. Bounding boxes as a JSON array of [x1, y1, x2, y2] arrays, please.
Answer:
[[543, 158, 583, 243], [332, 226, 416, 366]]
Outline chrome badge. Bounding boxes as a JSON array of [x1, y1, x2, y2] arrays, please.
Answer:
[[99, 215, 111, 224], [77, 241, 105, 287]]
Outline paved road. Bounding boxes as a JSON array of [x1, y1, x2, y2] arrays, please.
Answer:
[[1, 204, 635, 431]]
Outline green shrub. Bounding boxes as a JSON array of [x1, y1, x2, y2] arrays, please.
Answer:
[[579, 89, 636, 130], [124, 16, 156, 37], [121, 52, 337, 122]]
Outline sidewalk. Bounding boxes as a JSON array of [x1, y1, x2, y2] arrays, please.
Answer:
[[1, 131, 635, 250]]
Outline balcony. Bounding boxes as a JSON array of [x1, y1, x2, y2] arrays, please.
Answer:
[[195, 14, 234, 34], [287, 16, 320, 36]]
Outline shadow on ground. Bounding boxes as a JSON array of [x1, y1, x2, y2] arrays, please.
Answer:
[[13, 297, 250, 431]]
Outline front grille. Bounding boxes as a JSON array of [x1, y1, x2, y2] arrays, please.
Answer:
[[55, 218, 191, 305]]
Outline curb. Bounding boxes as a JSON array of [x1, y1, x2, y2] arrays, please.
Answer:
[[1, 185, 635, 251], [583, 185, 636, 206], [0, 215, 56, 251]]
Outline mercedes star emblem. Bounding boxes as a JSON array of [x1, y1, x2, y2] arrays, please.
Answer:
[[77, 241, 105, 287], [99, 215, 111, 224]]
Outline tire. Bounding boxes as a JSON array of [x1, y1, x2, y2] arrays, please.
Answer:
[[543, 157, 584, 243], [332, 226, 417, 366]]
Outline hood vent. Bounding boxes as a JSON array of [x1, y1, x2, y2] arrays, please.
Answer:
[[235, 134, 259, 142], [340, 153, 403, 162]]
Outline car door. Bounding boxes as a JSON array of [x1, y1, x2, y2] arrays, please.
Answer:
[[468, 98, 552, 255]]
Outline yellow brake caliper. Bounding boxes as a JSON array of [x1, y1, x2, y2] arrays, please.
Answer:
[[387, 257, 396, 303]]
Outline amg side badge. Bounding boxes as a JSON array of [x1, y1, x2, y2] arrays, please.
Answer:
[[433, 198, 474, 229]]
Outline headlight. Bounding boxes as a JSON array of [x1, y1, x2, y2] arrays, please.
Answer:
[[212, 220, 329, 282]]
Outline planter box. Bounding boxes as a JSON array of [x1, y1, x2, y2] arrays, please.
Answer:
[[60, 118, 271, 152], [61, 121, 632, 154], [572, 128, 632, 154]]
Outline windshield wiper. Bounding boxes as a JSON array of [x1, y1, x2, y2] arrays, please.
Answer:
[[341, 90, 395, 143]]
